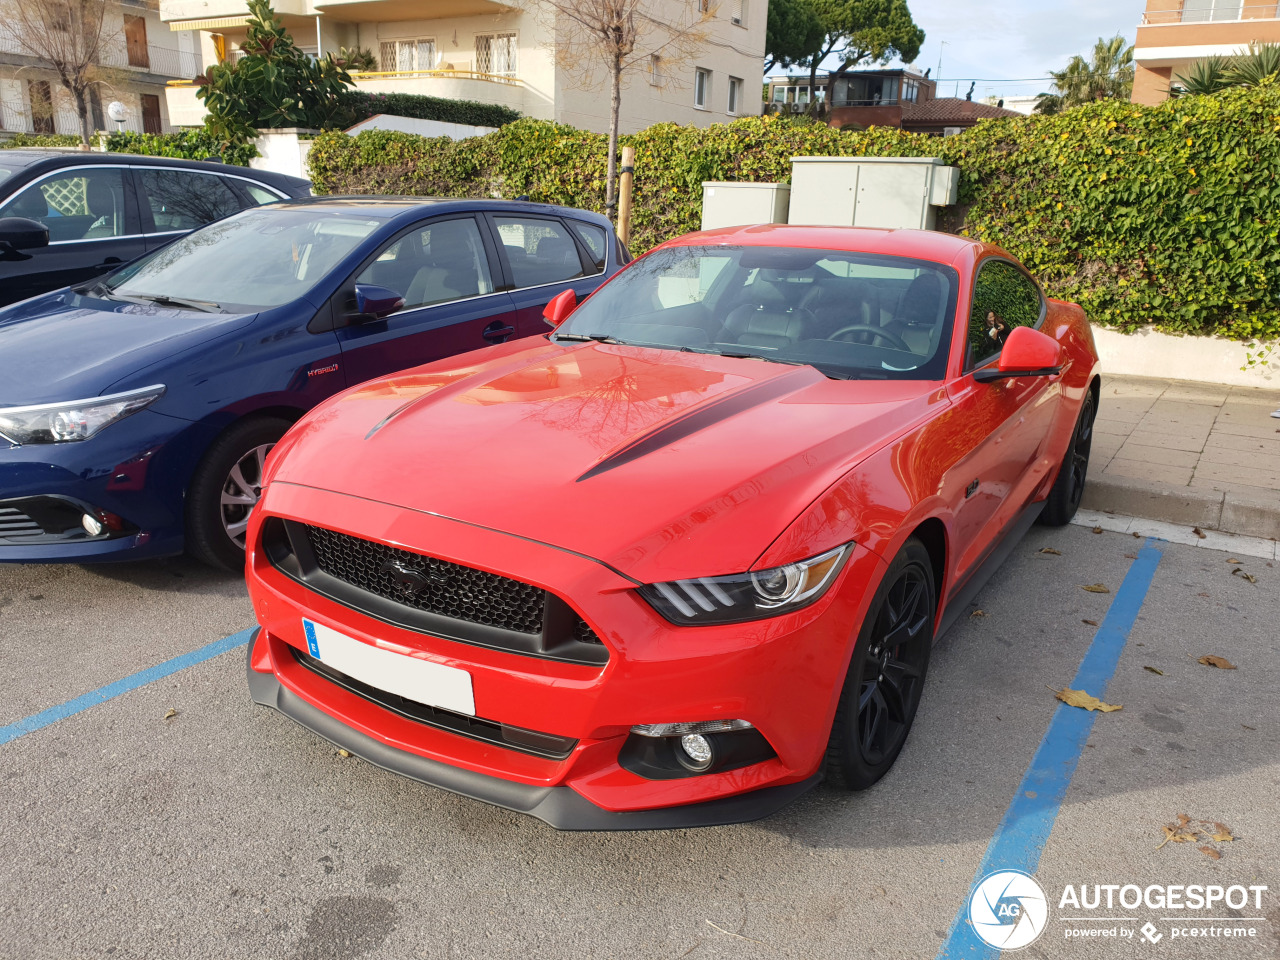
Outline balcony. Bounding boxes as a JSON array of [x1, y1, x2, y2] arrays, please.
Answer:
[[159, 0, 311, 25], [1142, 2, 1280, 23], [311, 0, 513, 20]]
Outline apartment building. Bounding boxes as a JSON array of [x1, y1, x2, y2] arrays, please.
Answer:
[[1132, 0, 1280, 103], [159, 0, 764, 134], [0, 0, 197, 137]]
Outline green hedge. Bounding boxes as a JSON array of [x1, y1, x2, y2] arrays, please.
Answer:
[[103, 130, 259, 167], [308, 87, 1280, 342], [331, 91, 520, 131], [0, 133, 83, 149]]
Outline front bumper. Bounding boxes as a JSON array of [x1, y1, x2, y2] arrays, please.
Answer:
[[246, 482, 886, 828], [247, 632, 820, 830], [0, 409, 211, 562]]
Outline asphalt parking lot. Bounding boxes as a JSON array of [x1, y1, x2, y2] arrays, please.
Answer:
[[1, 520, 1276, 960]]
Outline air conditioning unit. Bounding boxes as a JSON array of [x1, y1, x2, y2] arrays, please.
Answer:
[[790, 102, 804, 113]]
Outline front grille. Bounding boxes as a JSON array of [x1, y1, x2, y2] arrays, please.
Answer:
[[0, 506, 42, 539], [292, 646, 578, 760], [306, 524, 545, 634], [265, 519, 609, 667]]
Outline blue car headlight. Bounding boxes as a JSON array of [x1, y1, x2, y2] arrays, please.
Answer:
[[638, 543, 854, 626], [0, 385, 165, 444]]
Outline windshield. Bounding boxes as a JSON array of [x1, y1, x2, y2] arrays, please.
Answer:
[[556, 245, 959, 380], [101, 207, 381, 312]]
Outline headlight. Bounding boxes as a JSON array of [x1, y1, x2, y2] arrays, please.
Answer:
[[0, 385, 165, 444], [638, 543, 853, 626]]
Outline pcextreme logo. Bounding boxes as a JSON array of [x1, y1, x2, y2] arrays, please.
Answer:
[[968, 870, 1050, 950]]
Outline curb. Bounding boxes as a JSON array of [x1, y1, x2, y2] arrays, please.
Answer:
[[1081, 474, 1280, 541]]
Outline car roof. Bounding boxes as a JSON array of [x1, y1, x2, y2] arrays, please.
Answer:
[[273, 195, 614, 229], [0, 150, 309, 189], [664, 223, 990, 266]]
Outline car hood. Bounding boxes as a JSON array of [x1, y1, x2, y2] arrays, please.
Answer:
[[0, 293, 255, 405], [270, 339, 945, 582]]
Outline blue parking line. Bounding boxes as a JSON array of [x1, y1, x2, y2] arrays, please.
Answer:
[[936, 540, 1164, 959], [0, 627, 255, 747]]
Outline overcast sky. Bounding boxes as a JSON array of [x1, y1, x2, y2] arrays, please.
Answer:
[[801, 0, 1148, 101]]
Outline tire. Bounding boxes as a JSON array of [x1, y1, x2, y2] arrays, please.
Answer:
[[1039, 388, 1096, 527], [185, 417, 291, 571], [825, 537, 936, 791]]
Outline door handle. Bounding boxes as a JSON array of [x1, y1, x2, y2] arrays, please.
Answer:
[[93, 257, 123, 271], [483, 322, 515, 343]]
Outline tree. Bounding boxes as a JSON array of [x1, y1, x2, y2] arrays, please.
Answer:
[[1038, 35, 1134, 112], [799, 0, 924, 111], [195, 0, 352, 143], [1170, 44, 1280, 97], [531, 0, 712, 215], [765, 0, 826, 73], [0, 0, 119, 144]]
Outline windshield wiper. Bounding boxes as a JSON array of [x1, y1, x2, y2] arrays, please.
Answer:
[[553, 332, 630, 345], [121, 293, 223, 313], [714, 351, 809, 367]]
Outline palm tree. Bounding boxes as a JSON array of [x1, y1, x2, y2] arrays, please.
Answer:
[[1171, 56, 1232, 97], [1041, 35, 1135, 111], [1171, 44, 1280, 98]]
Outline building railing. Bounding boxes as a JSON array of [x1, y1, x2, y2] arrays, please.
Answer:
[[0, 29, 201, 78], [1142, 3, 1280, 24], [0, 99, 162, 137]]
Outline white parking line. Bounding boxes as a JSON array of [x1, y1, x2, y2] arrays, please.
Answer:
[[1072, 509, 1279, 560]]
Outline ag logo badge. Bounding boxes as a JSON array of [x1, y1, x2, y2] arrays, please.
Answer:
[[968, 870, 1049, 951]]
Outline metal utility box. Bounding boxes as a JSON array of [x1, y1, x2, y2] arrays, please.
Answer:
[[788, 157, 959, 230], [700, 182, 791, 230]]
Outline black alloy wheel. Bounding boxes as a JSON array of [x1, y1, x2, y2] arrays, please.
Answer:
[[1039, 389, 1096, 527], [826, 537, 935, 790]]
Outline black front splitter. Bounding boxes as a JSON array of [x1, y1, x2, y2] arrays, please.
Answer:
[[247, 637, 819, 831]]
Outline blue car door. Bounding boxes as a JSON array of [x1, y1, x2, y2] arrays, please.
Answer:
[[333, 214, 518, 386], [484, 213, 609, 339]]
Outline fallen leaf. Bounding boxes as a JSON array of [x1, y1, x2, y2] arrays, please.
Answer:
[[1143, 666, 1164, 675], [1227, 558, 1240, 564], [1210, 823, 1235, 843], [1157, 825, 1199, 849], [1092, 526, 1103, 534], [1132, 531, 1142, 538], [1199, 846, 1222, 860], [1082, 619, 1099, 626], [970, 609, 986, 618], [1242, 724, 1256, 731], [337, 749, 352, 758], [1039, 547, 1062, 555], [1082, 583, 1110, 593], [1193, 526, 1207, 539], [163, 707, 177, 720], [1052, 687, 1122, 712], [1124, 552, 1137, 559], [1196, 655, 1237, 670], [1232, 568, 1257, 583], [1197, 592, 1211, 597]]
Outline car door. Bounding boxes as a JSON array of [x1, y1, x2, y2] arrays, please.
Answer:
[[486, 213, 608, 339], [133, 166, 261, 252], [333, 214, 518, 385], [944, 258, 1060, 582], [0, 165, 143, 305]]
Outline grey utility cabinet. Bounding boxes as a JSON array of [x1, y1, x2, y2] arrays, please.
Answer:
[[700, 181, 791, 230], [788, 156, 959, 230]]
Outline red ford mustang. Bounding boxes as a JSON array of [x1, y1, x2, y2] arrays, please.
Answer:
[[244, 225, 1100, 829]]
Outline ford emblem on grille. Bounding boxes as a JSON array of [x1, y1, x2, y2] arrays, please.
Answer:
[[379, 559, 434, 596]]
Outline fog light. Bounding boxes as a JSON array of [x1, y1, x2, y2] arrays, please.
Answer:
[[81, 513, 104, 537], [677, 734, 714, 772]]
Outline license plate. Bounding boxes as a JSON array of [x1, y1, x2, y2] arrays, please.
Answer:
[[302, 619, 475, 716]]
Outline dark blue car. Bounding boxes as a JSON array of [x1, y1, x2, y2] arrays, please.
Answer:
[[0, 197, 623, 568]]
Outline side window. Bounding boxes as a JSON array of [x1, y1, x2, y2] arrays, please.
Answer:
[[241, 182, 283, 206], [566, 220, 608, 273], [356, 216, 494, 311], [493, 216, 587, 289], [967, 259, 1043, 368], [0, 168, 129, 242], [136, 168, 244, 233]]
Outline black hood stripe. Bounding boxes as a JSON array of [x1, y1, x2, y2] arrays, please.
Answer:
[[576, 367, 817, 482]]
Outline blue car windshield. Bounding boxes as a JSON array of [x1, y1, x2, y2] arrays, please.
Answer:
[[555, 245, 960, 381], [104, 208, 382, 311]]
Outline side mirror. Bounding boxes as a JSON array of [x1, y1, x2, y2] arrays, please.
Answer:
[[973, 326, 1061, 383], [351, 283, 404, 322], [0, 217, 49, 251], [543, 288, 577, 328]]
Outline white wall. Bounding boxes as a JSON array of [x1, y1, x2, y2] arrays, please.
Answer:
[[345, 114, 497, 139]]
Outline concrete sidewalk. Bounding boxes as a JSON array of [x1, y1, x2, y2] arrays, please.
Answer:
[[1082, 374, 1280, 540]]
